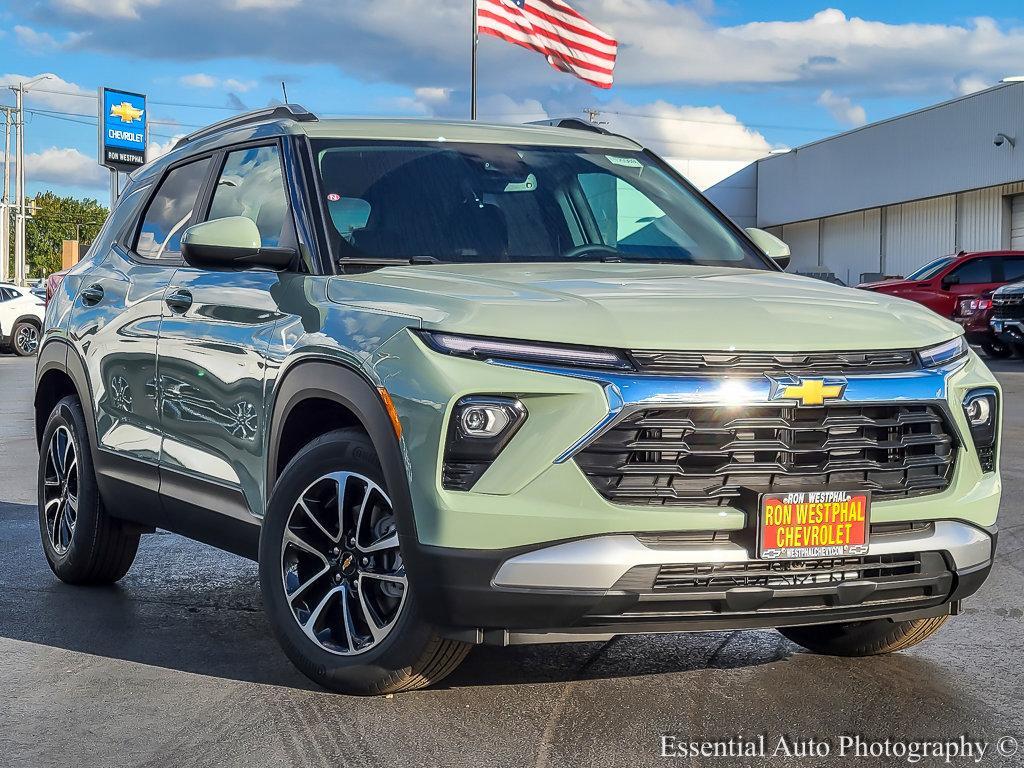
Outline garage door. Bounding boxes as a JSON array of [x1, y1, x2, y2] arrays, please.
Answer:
[[1012, 195, 1024, 249]]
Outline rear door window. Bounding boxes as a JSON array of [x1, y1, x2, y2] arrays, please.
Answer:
[[947, 258, 995, 285], [134, 158, 212, 261]]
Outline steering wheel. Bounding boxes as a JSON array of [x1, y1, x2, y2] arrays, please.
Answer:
[[561, 243, 624, 261]]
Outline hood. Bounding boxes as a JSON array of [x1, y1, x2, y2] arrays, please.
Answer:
[[858, 278, 916, 292], [328, 263, 961, 352]]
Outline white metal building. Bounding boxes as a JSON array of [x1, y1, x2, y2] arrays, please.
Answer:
[[706, 81, 1024, 285]]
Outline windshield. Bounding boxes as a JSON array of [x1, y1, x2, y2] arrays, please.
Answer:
[[314, 141, 770, 269], [906, 256, 955, 281]]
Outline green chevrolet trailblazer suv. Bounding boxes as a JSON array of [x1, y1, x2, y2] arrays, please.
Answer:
[[35, 106, 1000, 694]]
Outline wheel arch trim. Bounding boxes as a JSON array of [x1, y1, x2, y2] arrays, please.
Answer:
[[266, 358, 418, 542], [34, 339, 98, 452]]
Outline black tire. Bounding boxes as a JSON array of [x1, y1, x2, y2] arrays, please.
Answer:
[[981, 341, 1013, 359], [778, 615, 949, 656], [259, 428, 469, 695], [12, 320, 40, 356], [1012, 344, 1024, 359], [38, 395, 141, 584]]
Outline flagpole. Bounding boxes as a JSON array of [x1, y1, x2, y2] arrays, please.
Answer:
[[471, 0, 479, 120]]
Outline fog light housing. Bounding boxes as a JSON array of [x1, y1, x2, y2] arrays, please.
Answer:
[[963, 388, 998, 473], [443, 397, 528, 490]]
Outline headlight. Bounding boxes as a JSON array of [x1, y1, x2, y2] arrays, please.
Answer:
[[443, 397, 528, 491], [418, 330, 633, 370], [962, 388, 998, 473], [919, 337, 968, 368]]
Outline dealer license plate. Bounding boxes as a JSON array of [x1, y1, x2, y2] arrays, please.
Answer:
[[758, 491, 871, 560]]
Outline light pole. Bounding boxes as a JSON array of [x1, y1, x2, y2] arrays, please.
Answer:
[[1, 106, 12, 284], [12, 74, 52, 285]]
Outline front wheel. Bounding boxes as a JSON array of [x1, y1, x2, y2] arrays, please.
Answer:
[[981, 341, 1013, 359], [12, 321, 40, 356], [778, 615, 948, 656], [258, 428, 469, 695]]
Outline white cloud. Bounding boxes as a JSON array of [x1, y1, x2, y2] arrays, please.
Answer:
[[0, 72, 95, 113], [20, 146, 106, 188], [598, 100, 777, 161], [817, 89, 867, 127], [14, 26, 58, 51], [180, 73, 217, 88], [223, 78, 256, 93], [955, 75, 990, 96], [232, 0, 300, 8], [53, 0, 160, 19], [148, 134, 186, 160], [36, 1, 1024, 100], [180, 73, 257, 92]]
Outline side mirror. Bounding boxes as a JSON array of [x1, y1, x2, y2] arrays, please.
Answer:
[[942, 275, 961, 289], [745, 227, 791, 270], [180, 216, 295, 270]]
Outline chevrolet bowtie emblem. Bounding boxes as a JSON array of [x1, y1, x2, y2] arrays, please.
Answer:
[[110, 101, 145, 123], [771, 377, 847, 406]]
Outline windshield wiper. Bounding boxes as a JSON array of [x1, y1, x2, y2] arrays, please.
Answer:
[[337, 256, 441, 268]]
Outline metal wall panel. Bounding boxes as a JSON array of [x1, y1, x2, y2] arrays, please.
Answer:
[[882, 196, 956, 278], [780, 220, 820, 272], [820, 209, 881, 285], [956, 187, 1004, 252], [757, 82, 1024, 227], [1012, 195, 1024, 249]]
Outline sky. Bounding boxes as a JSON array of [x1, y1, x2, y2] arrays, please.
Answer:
[[2, 0, 1024, 200]]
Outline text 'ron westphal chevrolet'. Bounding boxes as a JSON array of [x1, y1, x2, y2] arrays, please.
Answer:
[[34, 106, 999, 694]]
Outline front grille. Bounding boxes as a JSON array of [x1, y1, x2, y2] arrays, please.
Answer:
[[575, 404, 956, 507], [628, 349, 917, 376], [654, 554, 920, 591], [992, 294, 1024, 321]]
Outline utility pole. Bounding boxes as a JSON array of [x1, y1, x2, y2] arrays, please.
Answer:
[[10, 75, 51, 285], [0, 106, 12, 284], [583, 107, 607, 125], [13, 83, 24, 286]]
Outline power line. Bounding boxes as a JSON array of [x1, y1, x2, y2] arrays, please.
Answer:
[[28, 87, 246, 113]]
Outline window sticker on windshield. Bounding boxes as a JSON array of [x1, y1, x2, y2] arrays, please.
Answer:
[[606, 155, 643, 168]]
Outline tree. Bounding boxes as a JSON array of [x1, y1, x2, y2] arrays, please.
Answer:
[[20, 192, 108, 278]]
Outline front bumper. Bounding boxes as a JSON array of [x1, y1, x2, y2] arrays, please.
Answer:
[[407, 521, 995, 642], [369, 332, 1001, 638], [992, 318, 1024, 347]]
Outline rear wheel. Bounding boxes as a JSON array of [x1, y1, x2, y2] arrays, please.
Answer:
[[778, 615, 949, 656], [12, 321, 40, 356], [981, 341, 1012, 359], [259, 429, 469, 695], [38, 396, 140, 583]]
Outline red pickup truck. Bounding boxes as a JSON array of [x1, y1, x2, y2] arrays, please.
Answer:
[[859, 250, 1024, 319]]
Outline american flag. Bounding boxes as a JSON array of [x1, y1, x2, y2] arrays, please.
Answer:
[[477, 0, 618, 89]]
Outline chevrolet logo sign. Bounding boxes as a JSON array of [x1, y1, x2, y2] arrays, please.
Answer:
[[110, 101, 145, 123], [770, 377, 847, 406]]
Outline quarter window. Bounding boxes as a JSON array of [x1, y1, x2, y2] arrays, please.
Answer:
[[207, 145, 289, 247], [1002, 257, 1024, 283], [135, 158, 212, 261]]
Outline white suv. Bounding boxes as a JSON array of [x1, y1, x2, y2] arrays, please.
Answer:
[[0, 283, 45, 356]]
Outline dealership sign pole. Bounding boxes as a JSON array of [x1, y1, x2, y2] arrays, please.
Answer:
[[98, 87, 148, 207]]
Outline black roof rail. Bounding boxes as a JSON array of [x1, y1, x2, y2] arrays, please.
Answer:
[[527, 117, 614, 135], [173, 104, 318, 150]]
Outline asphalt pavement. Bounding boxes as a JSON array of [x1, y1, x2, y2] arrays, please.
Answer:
[[1, 353, 1022, 768]]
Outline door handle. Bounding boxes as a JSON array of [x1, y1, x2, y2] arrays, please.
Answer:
[[80, 284, 104, 305], [165, 289, 193, 313]]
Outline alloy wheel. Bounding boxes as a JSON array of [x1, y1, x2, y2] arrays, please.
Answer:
[[14, 324, 39, 355], [42, 425, 79, 555], [280, 471, 408, 656]]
